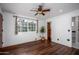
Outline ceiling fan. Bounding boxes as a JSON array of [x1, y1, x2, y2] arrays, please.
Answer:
[[31, 5, 50, 16]]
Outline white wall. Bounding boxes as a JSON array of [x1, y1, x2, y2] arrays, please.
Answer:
[[46, 9, 79, 47], [2, 12, 45, 47]]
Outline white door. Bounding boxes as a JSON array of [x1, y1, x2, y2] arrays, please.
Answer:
[[72, 16, 79, 48], [76, 16, 79, 48]]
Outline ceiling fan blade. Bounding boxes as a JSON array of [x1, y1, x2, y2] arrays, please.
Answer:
[[35, 13, 38, 16], [30, 10, 37, 12], [42, 13, 45, 16], [43, 9, 50, 12]]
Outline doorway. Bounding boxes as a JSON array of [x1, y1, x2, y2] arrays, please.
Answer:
[[0, 13, 3, 48], [47, 22, 51, 42]]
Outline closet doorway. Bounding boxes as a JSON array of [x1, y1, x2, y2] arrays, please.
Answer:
[[47, 22, 51, 42]]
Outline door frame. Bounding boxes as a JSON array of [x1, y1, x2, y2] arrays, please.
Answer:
[[0, 13, 3, 48], [47, 22, 51, 42]]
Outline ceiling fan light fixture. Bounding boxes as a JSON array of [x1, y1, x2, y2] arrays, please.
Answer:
[[31, 4, 50, 16]]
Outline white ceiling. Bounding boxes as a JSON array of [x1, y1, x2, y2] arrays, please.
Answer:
[[0, 3, 79, 20]]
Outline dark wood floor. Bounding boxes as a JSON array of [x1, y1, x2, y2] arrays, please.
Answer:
[[0, 40, 79, 55]]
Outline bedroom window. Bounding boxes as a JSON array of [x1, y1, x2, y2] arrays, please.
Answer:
[[14, 16, 37, 34], [28, 22, 36, 31], [17, 19, 28, 32]]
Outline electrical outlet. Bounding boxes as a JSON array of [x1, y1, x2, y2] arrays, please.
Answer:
[[68, 29, 70, 32], [67, 39, 70, 41], [57, 38, 59, 41]]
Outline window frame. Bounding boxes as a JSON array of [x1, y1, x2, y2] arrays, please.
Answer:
[[15, 16, 37, 34]]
